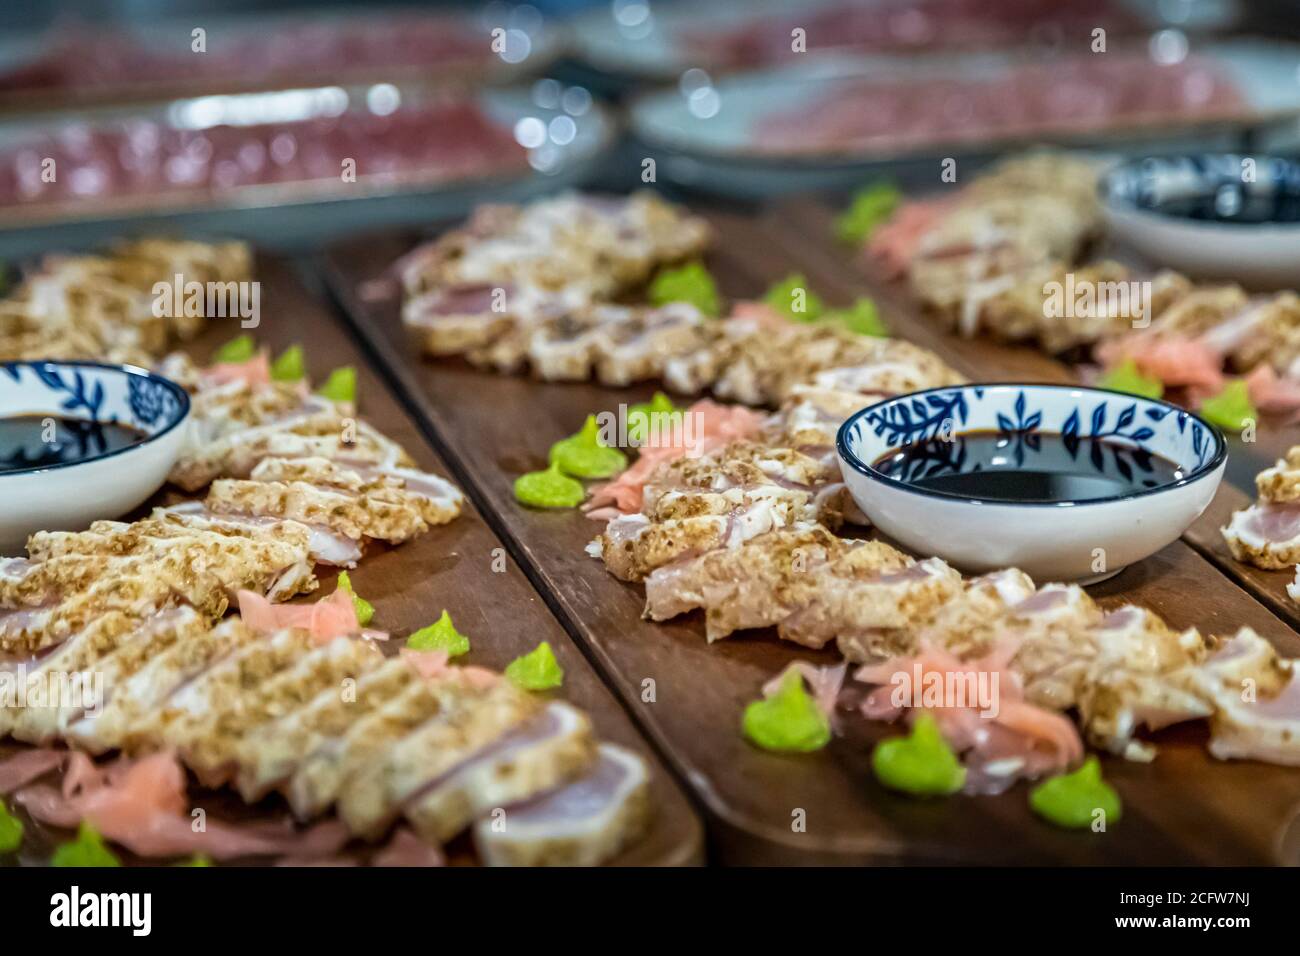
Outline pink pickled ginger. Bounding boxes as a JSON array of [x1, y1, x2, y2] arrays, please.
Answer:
[[399, 648, 450, 680], [15, 752, 288, 859], [238, 588, 359, 644], [1096, 335, 1224, 392], [372, 827, 445, 867], [856, 643, 1084, 794], [866, 198, 953, 278], [0, 747, 68, 794], [15, 751, 358, 860], [202, 349, 272, 390], [729, 301, 789, 329], [1245, 364, 1300, 415], [584, 399, 764, 516], [762, 660, 847, 727]]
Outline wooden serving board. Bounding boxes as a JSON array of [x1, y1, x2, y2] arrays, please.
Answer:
[[771, 198, 1300, 638], [2, 256, 702, 867], [323, 219, 1300, 865]]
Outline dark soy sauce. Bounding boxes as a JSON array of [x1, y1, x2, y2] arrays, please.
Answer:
[[872, 430, 1186, 503], [0, 414, 146, 473], [1149, 187, 1300, 225]]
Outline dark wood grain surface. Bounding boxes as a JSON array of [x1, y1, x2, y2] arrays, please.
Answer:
[[3, 256, 703, 867], [322, 217, 1300, 865]]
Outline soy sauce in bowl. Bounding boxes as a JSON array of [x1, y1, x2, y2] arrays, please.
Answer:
[[0, 414, 148, 474], [1149, 187, 1300, 225], [872, 429, 1186, 504]]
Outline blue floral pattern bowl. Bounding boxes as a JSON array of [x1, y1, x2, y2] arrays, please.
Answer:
[[837, 384, 1227, 583], [0, 361, 190, 552], [1100, 154, 1300, 287]]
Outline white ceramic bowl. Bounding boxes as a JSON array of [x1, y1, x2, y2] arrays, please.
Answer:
[[1100, 154, 1300, 288], [837, 384, 1227, 584], [0, 361, 190, 553]]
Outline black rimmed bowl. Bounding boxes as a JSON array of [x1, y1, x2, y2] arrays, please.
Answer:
[[0, 361, 190, 553], [1100, 153, 1300, 288], [836, 384, 1227, 583]]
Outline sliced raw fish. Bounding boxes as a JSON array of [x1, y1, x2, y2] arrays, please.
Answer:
[[781, 555, 956, 653], [401, 702, 596, 845], [472, 744, 650, 867], [643, 526, 849, 639], [164, 500, 362, 567], [1222, 501, 1300, 570], [1182, 629, 1300, 764]]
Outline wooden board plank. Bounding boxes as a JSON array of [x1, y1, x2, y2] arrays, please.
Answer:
[[323, 225, 1300, 864], [771, 197, 1300, 629], [3, 256, 702, 868]]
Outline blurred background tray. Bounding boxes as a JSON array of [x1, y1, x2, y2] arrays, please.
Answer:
[[628, 40, 1300, 198], [570, 0, 1247, 85], [0, 80, 614, 257], [0, 5, 563, 113]]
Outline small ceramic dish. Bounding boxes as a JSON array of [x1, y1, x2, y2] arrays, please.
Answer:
[[1100, 153, 1300, 288], [0, 361, 190, 552], [837, 383, 1227, 583]]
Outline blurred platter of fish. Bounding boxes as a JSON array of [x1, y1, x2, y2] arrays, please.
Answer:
[[0, 81, 614, 257], [0, 6, 562, 113], [573, 0, 1244, 82], [627, 40, 1300, 197]]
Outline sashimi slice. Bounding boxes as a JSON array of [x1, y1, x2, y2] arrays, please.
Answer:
[[472, 744, 650, 867], [399, 702, 595, 845], [165, 501, 362, 567], [1174, 626, 1300, 766], [1222, 500, 1300, 569], [1196, 299, 1273, 355]]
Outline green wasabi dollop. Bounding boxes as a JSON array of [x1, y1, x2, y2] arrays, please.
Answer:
[[764, 273, 825, 322], [742, 670, 831, 753], [514, 462, 586, 509], [213, 333, 256, 363], [835, 181, 902, 244], [52, 821, 121, 867], [406, 610, 470, 657], [1029, 756, 1122, 829], [335, 570, 374, 626], [648, 261, 721, 317], [270, 344, 306, 382], [549, 415, 627, 479], [823, 297, 888, 337], [1198, 378, 1256, 432], [1098, 358, 1164, 400], [0, 798, 22, 853], [316, 366, 357, 404], [871, 713, 966, 797], [505, 641, 564, 690], [626, 391, 680, 446]]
